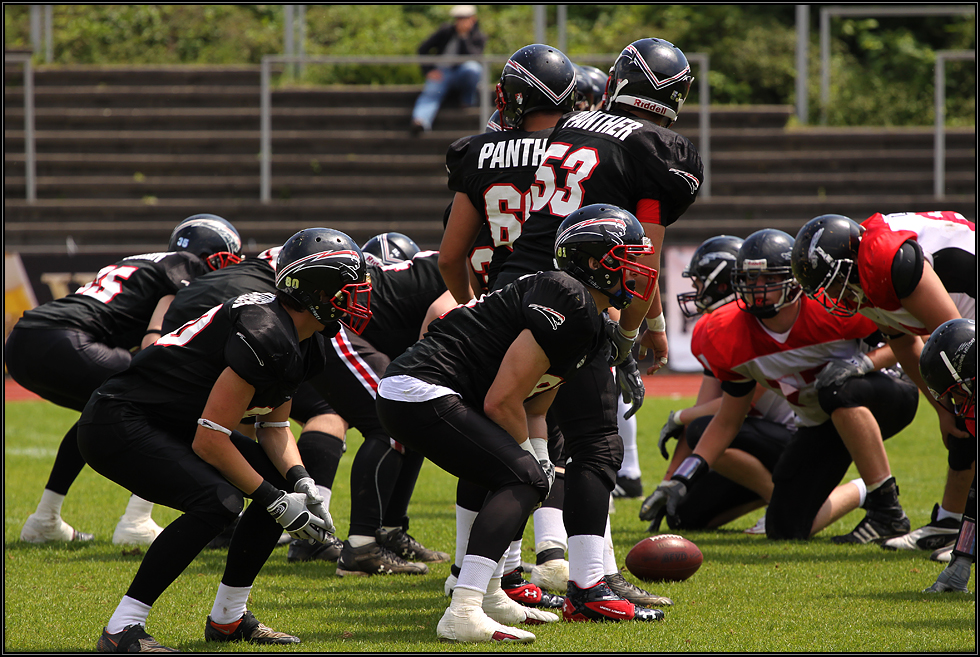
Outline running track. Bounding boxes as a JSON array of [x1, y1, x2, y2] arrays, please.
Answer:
[[4, 374, 703, 402]]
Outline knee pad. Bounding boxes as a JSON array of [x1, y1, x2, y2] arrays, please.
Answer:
[[947, 435, 977, 471], [563, 433, 622, 492], [194, 482, 244, 529]]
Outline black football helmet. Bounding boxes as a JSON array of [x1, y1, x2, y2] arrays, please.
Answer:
[[485, 109, 504, 133], [554, 204, 657, 310], [791, 214, 865, 317], [920, 318, 976, 423], [255, 246, 281, 271], [275, 228, 372, 334], [606, 37, 693, 128], [360, 232, 421, 267], [573, 64, 607, 110], [168, 213, 243, 271], [495, 44, 576, 130], [732, 229, 802, 318], [676, 235, 744, 318]]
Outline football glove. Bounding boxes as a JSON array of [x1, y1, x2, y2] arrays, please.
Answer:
[[638, 455, 709, 531], [293, 476, 334, 535], [266, 490, 331, 543], [604, 318, 637, 367], [658, 410, 683, 459], [530, 438, 555, 497], [814, 354, 873, 389], [617, 355, 645, 420]]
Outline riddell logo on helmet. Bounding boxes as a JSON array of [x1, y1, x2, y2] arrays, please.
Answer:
[[630, 98, 667, 116]]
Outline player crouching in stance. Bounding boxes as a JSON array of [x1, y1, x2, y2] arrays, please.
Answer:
[[377, 205, 665, 644], [641, 229, 919, 543], [78, 228, 371, 652], [920, 319, 976, 593]]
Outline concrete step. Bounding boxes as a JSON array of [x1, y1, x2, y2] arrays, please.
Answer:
[[4, 86, 263, 109], [29, 65, 266, 87]]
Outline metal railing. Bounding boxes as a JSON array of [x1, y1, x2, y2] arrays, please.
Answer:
[[5, 52, 36, 202], [935, 50, 975, 199], [259, 52, 711, 202], [819, 5, 975, 125]]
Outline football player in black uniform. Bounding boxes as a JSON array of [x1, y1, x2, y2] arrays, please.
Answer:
[[7, 214, 242, 547], [77, 228, 370, 653], [920, 319, 975, 593], [378, 205, 665, 644], [323, 234, 457, 576], [158, 246, 350, 561], [491, 38, 703, 619], [437, 44, 577, 607]]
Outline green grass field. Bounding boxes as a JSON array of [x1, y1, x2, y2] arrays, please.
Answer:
[[4, 394, 975, 653]]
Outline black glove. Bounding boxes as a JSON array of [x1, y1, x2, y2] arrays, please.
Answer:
[[638, 455, 709, 531], [604, 318, 637, 367], [657, 410, 683, 459], [616, 355, 645, 420]]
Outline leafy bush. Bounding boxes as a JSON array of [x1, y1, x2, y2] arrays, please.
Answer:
[[4, 4, 974, 126]]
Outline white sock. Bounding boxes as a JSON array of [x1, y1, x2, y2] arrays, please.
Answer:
[[567, 534, 606, 589], [504, 540, 523, 573], [456, 554, 496, 594], [106, 596, 152, 634], [449, 586, 484, 610], [937, 505, 964, 522], [318, 486, 332, 513], [533, 507, 567, 553], [849, 478, 867, 507], [348, 534, 375, 548], [453, 505, 479, 571], [121, 495, 154, 523], [602, 516, 618, 575], [209, 583, 251, 625], [35, 489, 66, 519], [617, 404, 641, 479], [493, 554, 506, 579]]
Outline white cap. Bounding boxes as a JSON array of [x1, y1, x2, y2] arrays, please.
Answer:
[[450, 5, 477, 18]]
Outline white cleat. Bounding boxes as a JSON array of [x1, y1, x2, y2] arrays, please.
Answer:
[[436, 605, 536, 643], [112, 517, 164, 546], [529, 558, 569, 593], [483, 579, 559, 626], [20, 513, 94, 543], [744, 514, 766, 535], [930, 546, 953, 563]]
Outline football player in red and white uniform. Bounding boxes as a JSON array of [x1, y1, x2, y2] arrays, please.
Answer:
[[6, 214, 242, 548], [792, 211, 976, 553], [642, 229, 920, 543]]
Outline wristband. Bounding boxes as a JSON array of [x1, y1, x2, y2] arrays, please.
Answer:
[[144, 329, 161, 337], [648, 312, 666, 332], [672, 410, 685, 426], [618, 325, 639, 339], [197, 418, 233, 436], [672, 454, 708, 484], [286, 465, 311, 489], [529, 437, 550, 462], [252, 480, 281, 507], [255, 420, 291, 429]]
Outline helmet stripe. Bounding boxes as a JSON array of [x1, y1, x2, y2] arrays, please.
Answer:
[[623, 44, 691, 90], [505, 59, 576, 104]]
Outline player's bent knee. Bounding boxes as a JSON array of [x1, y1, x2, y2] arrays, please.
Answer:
[[948, 435, 977, 471]]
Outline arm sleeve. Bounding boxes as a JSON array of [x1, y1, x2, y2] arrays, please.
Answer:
[[721, 379, 757, 397]]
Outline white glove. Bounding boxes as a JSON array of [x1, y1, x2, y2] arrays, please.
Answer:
[[530, 437, 555, 495], [293, 476, 334, 535], [815, 353, 874, 389], [266, 490, 331, 543]]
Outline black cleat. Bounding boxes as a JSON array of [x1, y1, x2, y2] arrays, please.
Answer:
[[205, 610, 299, 645], [562, 578, 664, 623], [287, 534, 343, 563], [97, 624, 178, 653], [376, 527, 450, 563], [501, 567, 566, 609]]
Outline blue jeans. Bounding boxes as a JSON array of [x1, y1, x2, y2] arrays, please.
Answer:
[[411, 60, 482, 130]]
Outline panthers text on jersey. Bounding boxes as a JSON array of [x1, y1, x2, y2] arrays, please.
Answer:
[[692, 297, 879, 427], [498, 106, 703, 282], [83, 292, 326, 434], [15, 251, 210, 349], [447, 127, 555, 289], [857, 211, 976, 336], [385, 271, 604, 406]]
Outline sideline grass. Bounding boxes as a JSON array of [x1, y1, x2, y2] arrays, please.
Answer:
[[4, 395, 975, 652]]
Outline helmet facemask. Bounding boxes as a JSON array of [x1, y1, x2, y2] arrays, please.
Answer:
[[205, 251, 243, 271], [677, 260, 732, 318], [590, 242, 658, 310], [732, 264, 801, 319], [806, 258, 863, 317]]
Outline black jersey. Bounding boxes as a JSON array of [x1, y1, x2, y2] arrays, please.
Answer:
[[447, 127, 554, 289], [161, 257, 277, 334], [499, 107, 703, 281], [361, 251, 447, 358], [15, 251, 209, 349], [385, 271, 604, 405], [83, 292, 326, 435]]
